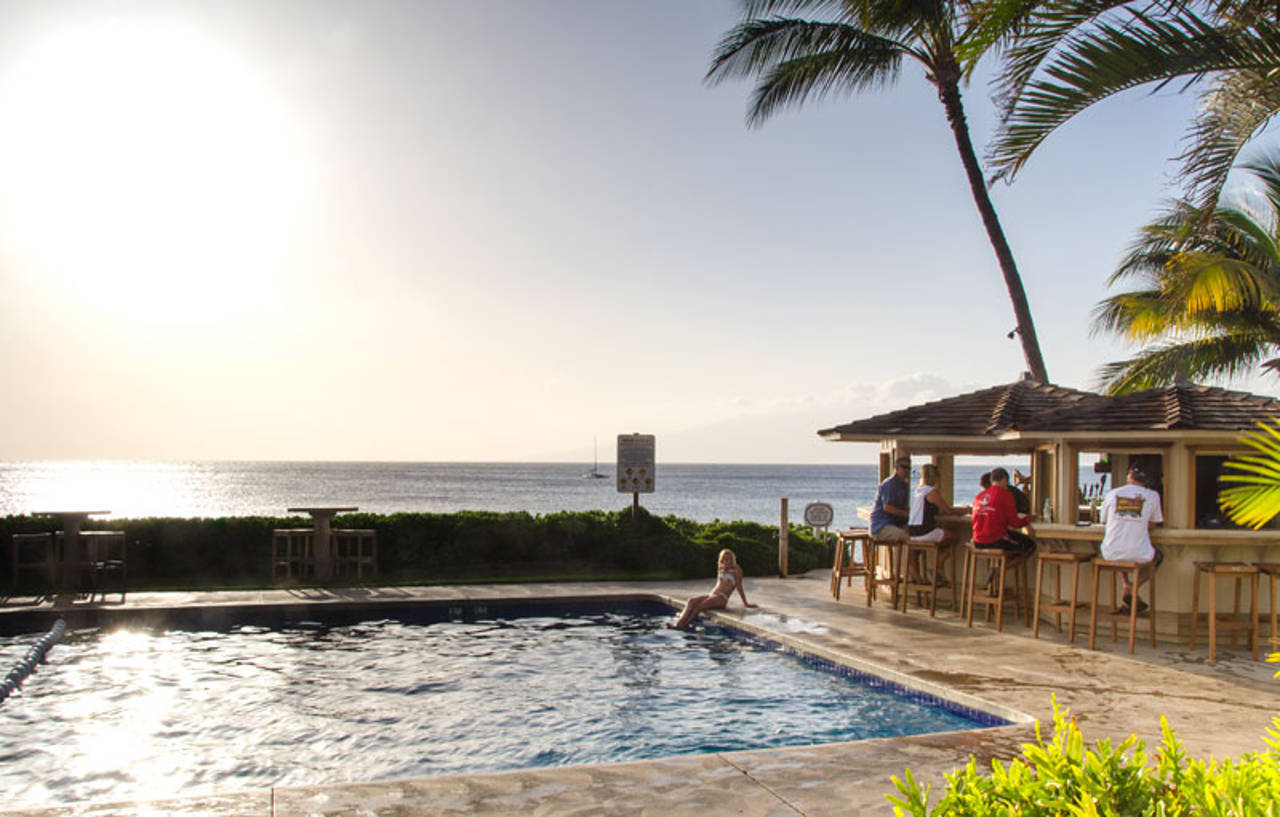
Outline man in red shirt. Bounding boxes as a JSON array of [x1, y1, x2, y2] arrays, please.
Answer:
[[971, 467, 1035, 557]]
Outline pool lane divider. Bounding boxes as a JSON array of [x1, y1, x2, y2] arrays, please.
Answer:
[[0, 617, 66, 704]]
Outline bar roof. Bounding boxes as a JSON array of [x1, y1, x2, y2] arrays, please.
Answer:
[[818, 379, 1280, 441]]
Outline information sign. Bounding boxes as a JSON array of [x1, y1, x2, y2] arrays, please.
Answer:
[[803, 502, 834, 528], [617, 434, 655, 494]]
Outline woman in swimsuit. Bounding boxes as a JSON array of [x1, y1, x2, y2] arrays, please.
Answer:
[[671, 548, 756, 629]]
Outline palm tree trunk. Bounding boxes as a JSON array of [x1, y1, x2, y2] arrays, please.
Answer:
[[935, 74, 1050, 383]]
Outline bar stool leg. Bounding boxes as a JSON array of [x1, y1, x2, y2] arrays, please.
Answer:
[[1232, 576, 1242, 649], [1190, 565, 1201, 651], [1271, 572, 1279, 652], [865, 542, 878, 607], [994, 555, 1006, 631], [927, 548, 940, 617], [1052, 560, 1063, 633], [950, 543, 959, 613], [1110, 571, 1119, 643], [965, 548, 977, 628], [1088, 563, 1101, 650], [1148, 564, 1157, 649], [1068, 560, 1083, 644], [1251, 571, 1260, 661], [1126, 565, 1139, 654], [1032, 557, 1046, 639], [1209, 571, 1218, 664]]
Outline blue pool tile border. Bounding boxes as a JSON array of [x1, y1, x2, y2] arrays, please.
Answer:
[[706, 623, 1010, 728]]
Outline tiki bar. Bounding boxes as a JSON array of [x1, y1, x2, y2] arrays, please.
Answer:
[[819, 375, 1280, 652]]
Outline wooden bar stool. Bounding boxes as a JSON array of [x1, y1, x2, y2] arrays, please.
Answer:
[[899, 539, 956, 616], [864, 535, 902, 608], [830, 529, 871, 601], [963, 543, 1028, 631], [1190, 562, 1260, 663], [1033, 550, 1094, 642], [1088, 558, 1157, 654], [1259, 562, 1280, 653]]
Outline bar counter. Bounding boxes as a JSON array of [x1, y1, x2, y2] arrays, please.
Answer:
[[933, 517, 1279, 636]]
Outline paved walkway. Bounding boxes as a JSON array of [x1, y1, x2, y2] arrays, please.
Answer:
[[2, 571, 1277, 816]]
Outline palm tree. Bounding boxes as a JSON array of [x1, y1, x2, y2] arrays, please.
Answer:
[[708, 0, 1050, 383], [1092, 157, 1280, 391], [984, 0, 1280, 211]]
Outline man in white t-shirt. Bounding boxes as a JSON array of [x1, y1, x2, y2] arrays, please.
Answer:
[[1099, 465, 1164, 614]]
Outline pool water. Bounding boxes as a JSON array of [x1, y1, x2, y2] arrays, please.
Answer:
[[0, 604, 995, 808]]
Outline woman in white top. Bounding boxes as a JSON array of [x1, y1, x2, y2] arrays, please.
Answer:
[[906, 464, 968, 583]]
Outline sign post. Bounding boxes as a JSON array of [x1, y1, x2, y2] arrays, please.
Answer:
[[617, 434, 655, 523]]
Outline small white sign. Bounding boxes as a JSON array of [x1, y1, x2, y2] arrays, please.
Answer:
[[617, 434, 655, 494], [803, 502, 834, 527]]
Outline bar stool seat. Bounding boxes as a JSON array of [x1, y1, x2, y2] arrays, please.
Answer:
[[1259, 562, 1280, 653], [1190, 561, 1260, 663], [898, 538, 956, 616], [830, 529, 871, 601], [963, 543, 1029, 631], [1088, 557, 1157, 654], [1033, 550, 1094, 642]]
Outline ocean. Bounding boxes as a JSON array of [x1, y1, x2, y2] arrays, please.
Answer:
[[0, 460, 1053, 531]]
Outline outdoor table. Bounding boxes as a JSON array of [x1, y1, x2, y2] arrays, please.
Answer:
[[32, 510, 110, 589], [287, 506, 357, 581]]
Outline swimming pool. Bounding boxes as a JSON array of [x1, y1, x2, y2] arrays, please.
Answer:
[[0, 599, 1003, 808]]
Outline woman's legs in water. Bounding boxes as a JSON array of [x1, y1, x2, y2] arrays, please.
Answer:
[[673, 593, 727, 628]]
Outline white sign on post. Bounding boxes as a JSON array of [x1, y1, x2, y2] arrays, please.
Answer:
[[803, 502, 834, 527], [617, 434, 655, 494]]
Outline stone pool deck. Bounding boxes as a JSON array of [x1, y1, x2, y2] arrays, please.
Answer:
[[2, 570, 1278, 817]]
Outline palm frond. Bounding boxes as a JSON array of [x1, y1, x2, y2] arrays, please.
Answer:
[[1090, 290, 1169, 339], [986, 0, 1140, 119], [1095, 333, 1275, 393], [707, 18, 910, 126], [1177, 69, 1280, 211], [1220, 417, 1280, 528], [990, 11, 1280, 183], [741, 0, 849, 15]]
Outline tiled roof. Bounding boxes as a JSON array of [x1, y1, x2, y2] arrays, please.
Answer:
[[818, 380, 1102, 438], [1032, 383, 1280, 431], [819, 380, 1280, 438]]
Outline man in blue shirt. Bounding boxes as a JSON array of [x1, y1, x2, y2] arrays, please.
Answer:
[[870, 457, 911, 542]]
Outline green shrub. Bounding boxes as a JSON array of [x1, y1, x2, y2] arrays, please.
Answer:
[[888, 691, 1280, 816], [0, 507, 833, 591]]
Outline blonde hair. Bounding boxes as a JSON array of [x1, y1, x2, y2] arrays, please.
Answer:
[[919, 463, 940, 487], [718, 549, 736, 568]]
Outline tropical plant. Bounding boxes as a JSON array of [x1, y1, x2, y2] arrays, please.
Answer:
[[1220, 416, 1280, 528], [1091, 156, 1280, 391], [887, 696, 1280, 815], [707, 0, 1050, 383], [983, 0, 1280, 212]]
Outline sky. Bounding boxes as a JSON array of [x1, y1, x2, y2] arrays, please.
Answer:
[[0, 0, 1270, 465]]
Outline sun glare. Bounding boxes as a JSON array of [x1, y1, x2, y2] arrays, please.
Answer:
[[0, 21, 308, 318]]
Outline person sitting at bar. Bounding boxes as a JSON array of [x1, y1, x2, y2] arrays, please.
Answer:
[[907, 463, 967, 584], [972, 467, 1035, 559], [1009, 468, 1032, 515], [1099, 464, 1164, 614], [870, 457, 912, 543]]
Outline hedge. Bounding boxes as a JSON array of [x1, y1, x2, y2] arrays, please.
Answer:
[[0, 507, 831, 591]]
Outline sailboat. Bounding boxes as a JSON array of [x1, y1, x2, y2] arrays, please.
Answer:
[[581, 437, 607, 479]]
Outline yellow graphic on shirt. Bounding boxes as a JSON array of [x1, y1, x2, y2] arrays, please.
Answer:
[[1115, 495, 1145, 518]]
